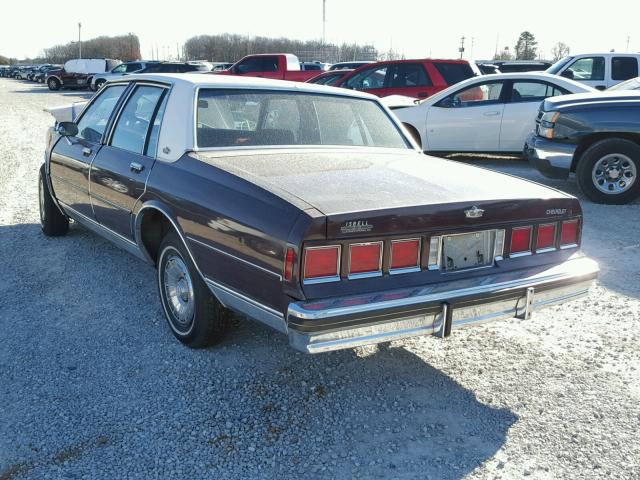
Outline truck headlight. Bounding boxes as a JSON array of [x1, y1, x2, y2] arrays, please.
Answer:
[[538, 111, 560, 139]]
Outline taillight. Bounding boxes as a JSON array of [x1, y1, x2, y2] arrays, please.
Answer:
[[390, 238, 420, 271], [561, 219, 580, 247], [427, 236, 441, 270], [348, 242, 382, 277], [510, 226, 532, 255], [284, 247, 295, 281], [536, 223, 557, 251], [303, 246, 340, 281]]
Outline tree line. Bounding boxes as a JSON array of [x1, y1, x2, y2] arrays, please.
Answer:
[[493, 31, 570, 62], [183, 33, 378, 63]]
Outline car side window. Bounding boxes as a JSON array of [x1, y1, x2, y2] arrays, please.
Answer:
[[76, 85, 127, 143], [440, 81, 504, 108], [612, 57, 638, 81], [390, 63, 431, 87], [111, 64, 126, 74], [145, 92, 169, 157], [344, 66, 389, 90], [126, 63, 142, 72], [565, 57, 605, 81], [110, 85, 166, 155], [510, 81, 569, 102]]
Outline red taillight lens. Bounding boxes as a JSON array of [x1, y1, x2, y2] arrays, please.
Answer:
[[561, 219, 580, 246], [284, 247, 295, 281], [349, 242, 382, 276], [510, 226, 532, 254], [303, 246, 340, 280], [536, 223, 557, 250], [390, 239, 420, 270]]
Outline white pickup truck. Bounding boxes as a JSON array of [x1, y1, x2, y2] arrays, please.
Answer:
[[547, 53, 640, 90]]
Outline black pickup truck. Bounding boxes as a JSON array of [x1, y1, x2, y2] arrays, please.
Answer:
[[524, 91, 640, 204]]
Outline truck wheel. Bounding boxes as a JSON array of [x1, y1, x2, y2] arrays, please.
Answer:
[[47, 78, 61, 91], [157, 231, 231, 348], [39, 164, 69, 236], [576, 138, 640, 204]]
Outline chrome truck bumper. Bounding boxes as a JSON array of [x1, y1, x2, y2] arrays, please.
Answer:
[[287, 256, 598, 354]]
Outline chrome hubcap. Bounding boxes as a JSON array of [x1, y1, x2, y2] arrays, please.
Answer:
[[592, 153, 637, 194], [163, 254, 195, 327]]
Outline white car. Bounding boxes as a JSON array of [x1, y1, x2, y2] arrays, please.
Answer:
[[394, 72, 593, 153]]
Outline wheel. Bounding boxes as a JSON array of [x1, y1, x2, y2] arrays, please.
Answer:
[[39, 164, 69, 236], [576, 138, 640, 204], [47, 77, 61, 91], [94, 79, 106, 91], [157, 232, 231, 348]]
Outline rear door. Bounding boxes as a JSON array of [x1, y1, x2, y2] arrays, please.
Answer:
[[50, 84, 128, 218], [384, 62, 437, 98], [90, 83, 169, 240], [426, 80, 506, 151], [340, 64, 392, 97], [499, 80, 570, 151], [610, 56, 639, 87]]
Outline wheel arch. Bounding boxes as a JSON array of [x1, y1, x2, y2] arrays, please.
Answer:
[[572, 132, 640, 172]]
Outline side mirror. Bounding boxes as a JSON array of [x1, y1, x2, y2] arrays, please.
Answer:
[[56, 121, 78, 137], [561, 70, 574, 80]]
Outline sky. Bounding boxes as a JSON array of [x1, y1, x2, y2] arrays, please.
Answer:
[[1, 0, 639, 61]]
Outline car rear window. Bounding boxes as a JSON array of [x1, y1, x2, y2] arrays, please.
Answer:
[[196, 90, 409, 150], [434, 62, 475, 85]]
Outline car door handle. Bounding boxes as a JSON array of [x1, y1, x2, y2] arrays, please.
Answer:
[[595, 85, 606, 91], [129, 162, 144, 173], [82, 147, 92, 157], [483, 111, 501, 116]]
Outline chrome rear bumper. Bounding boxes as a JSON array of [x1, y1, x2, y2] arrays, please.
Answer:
[[287, 256, 598, 353]]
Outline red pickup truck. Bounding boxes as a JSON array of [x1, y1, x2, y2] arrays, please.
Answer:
[[334, 59, 479, 99], [217, 54, 318, 82]]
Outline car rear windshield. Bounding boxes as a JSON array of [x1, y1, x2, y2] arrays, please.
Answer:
[[434, 62, 475, 84], [196, 89, 409, 149]]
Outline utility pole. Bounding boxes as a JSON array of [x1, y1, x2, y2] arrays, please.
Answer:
[[470, 37, 475, 60], [459, 36, 465, 59], [78, 22, 82, 59], [627, 36, 630, 52]]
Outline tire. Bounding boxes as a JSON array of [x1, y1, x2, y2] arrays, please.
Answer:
[[576, 138, 640, 205], [39, 164, 69, 236], [157, 231, 231, 348], [94, 79, 106, 91], [47, 77, 61, 91]]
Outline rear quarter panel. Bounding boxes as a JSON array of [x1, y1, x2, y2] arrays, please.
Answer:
[[142, 154, 306, 313]]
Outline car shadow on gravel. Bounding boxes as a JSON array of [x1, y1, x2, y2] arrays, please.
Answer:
[[213, 320, 519, 479]]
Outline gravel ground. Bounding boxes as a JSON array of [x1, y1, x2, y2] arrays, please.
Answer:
[[1, 77, 639, 480]]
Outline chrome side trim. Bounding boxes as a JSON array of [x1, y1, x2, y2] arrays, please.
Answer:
[[90, 191, 130, 212], [60, 202, 147, 261], [187, 236, 282, 280], [204, 277, 287, 333]]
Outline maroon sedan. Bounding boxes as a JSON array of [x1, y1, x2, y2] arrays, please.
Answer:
[[39, 74, 598, 353]]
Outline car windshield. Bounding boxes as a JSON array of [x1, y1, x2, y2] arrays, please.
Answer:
[[547, 56, 574, 74], [196, 89, 409, 149]]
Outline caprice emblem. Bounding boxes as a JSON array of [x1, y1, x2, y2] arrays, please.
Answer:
[[464, 206, 485, 218], [340, 220, 373, 234]]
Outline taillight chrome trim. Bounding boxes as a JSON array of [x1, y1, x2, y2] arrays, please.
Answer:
[[509, 226, 533, 257], [427, 236, 442, 270], [347, 241, 383, 280], [389, 238, 422, 275], [302, 245, 342, 285]]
